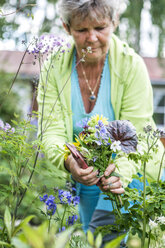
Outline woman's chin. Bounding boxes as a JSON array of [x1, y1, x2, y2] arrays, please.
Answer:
[[85, 53, 104, 63]]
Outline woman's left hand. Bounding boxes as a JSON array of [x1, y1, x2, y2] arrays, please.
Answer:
[[99, 163, 125, 194]]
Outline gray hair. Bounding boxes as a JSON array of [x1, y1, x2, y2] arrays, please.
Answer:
[[57, 0, 125, 26]]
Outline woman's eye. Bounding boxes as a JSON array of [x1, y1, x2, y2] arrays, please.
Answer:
[[77, 29, 86, 32], [95, 27, 104, 31]]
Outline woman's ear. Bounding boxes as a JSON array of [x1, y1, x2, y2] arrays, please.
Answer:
[[63, 22, 71, 35]]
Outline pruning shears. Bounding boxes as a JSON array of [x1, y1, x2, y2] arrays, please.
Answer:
[[65, 142, 101, 185]]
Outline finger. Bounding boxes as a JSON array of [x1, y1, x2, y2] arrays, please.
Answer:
[[79, 175, 100, 186], [110, 188, 125, 194], [81, 170, 99, 183], [101, 176, 119, 186], [102, 180, 122, 191], [87, 178, 100, 186], [104, 164, 115, 177], [78, 166, 94, 176]]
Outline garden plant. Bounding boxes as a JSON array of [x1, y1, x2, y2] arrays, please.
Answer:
[[0, 32, 164, 248]]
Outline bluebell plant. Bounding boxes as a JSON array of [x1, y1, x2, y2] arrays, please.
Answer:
[[39, 186, 80, 233]]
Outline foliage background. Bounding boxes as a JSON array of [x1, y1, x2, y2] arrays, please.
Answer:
[[0, 0, 165, 57], [0, 1, 164, 247]]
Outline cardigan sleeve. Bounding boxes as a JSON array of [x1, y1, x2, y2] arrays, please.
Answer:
[[37, 56, 69, 173], [115, 53, 164, 186], [120, 53, 154, 130]]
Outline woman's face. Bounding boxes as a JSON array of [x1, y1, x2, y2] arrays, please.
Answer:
[[65, 15, 114, 63]]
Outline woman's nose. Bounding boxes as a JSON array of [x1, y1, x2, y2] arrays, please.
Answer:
[[87, 30, 98, 42]]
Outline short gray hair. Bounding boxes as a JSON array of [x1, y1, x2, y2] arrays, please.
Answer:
[[57, 0, 124, 26]]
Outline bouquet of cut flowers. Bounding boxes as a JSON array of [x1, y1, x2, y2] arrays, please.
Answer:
[[64, 115, 138, 180]]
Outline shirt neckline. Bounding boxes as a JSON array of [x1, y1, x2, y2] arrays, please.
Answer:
[[74, 50, 109, 115]]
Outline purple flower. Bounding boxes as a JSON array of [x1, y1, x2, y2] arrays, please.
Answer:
[[72, 187, 76, 192], [93, 156, 97, 162], [39, 194, 48, 202], [95, 120, 104, 129], [66, 42, 71, 48], [73, 196, 80, 206], [95, 130, 99, 139], [94, 125, 110, 146], [95, 140, 102, 146], [58, 189, 79, 206], [153, 128, 165, 138], [4, 123, 11, 131], [11, 127, 15, 133], [76, 118, 89, 130], [59, 226, 66, 232], [144, 125, 152, 133], [45, 195, 56, 216], [0, 121, 15, 133], [66, 215, 78, 226], [58, 190, 73, 205], [40, 194, 56, 215], [28, 35, 70, 57], [45, 195, 55, 204]]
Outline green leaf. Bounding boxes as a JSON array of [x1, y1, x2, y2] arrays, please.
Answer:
[[12, 215, 35, 236], [87, 230, 94, 246], [0, 241, 12, 247], [4, 206, 12, 240], [110, 171, 122, 178], [11, 237, 30, 248], [22, 225, 44, 248], [55, 226, 75, 248], [104, 234, 126, 248], [95, 233, 102, 248]]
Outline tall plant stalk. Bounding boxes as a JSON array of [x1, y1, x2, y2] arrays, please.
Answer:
[[157, 149, 165, 183], [141, 161, 147, 248]]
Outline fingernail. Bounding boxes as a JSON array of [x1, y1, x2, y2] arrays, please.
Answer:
[[105, 171, 108, 176]]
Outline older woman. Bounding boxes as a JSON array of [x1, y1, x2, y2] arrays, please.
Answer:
[[37, 0, 164, 246]]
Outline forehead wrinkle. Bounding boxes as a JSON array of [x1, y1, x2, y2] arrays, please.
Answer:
[[70, 17, 110, 29]]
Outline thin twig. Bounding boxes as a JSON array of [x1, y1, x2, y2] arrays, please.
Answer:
[[0, 42, 33, 109], [17, 148, 40, 208], [157, 149, 165, 183], [42, 58, 83, 136], [0, 4, 36, 17]]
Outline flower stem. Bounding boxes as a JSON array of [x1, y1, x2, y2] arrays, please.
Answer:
[[157, 149, 165, 183], [148, 230, 151, 248], [17, 148, 40, 208], [61, 204, 67, 229], [141, 161, 147, 248], [48, 216, 52, 233]]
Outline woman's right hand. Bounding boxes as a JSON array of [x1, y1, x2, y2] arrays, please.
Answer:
[[65, 155, 100, 186]]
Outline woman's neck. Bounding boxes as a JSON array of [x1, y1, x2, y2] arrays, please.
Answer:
[[76, 53, 106, 76]]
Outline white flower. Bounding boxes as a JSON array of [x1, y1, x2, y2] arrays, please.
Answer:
[[87, 46, 92, 53], [149, 219, 158, 230], [157, 216, 165, 225], [137, 144, 144, 155], [110, 141, 121, 152]]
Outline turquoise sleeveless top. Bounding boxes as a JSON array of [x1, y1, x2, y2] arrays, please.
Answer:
[[71, 49, 116, 230], [71, 49, 115, 137]]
